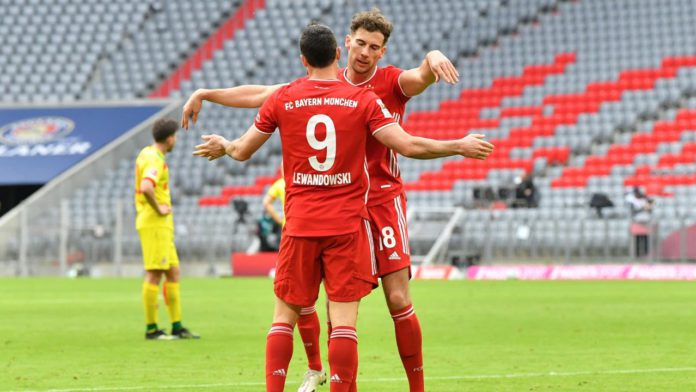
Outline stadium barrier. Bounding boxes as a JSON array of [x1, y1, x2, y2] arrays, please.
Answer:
[[467, 264, 696, 280]]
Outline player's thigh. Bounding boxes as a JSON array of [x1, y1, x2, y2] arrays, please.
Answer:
[[367, 195, 411, 277], [274, 235, 323, 307], [138, 228, 172, 271], [321, 222, 376, 303]]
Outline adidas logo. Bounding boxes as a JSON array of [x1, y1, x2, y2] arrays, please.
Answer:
[[413, 366, 424, 372], [330, 374, 343, 383], [388, 251, 401, 260], [304, 342, 313, 347], [272, 369, 287, 377]]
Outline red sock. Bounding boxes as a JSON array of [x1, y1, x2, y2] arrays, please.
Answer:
[[348, 347, 358, 392], [299, 306, 323, 371], [328, 326, 358, 392], [391, 305, 424, 392], [265, 323, 294, 392]]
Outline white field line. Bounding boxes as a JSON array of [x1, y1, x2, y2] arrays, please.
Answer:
[[5, 366, 696, 392], [0, 298, 134, 305]]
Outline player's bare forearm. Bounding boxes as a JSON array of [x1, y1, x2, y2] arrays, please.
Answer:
[[375, 124, 493, 159], [400, 137, 461, 159], [141, 186, 168, 216], [224, 138, 246, 161], [182, 85, 284, 129], [392, 134, 494, 160], [143, 189, 159, 212], [194, 126, 270, 161], [399, 50, 459, 97], [197, 85, 281, 109]]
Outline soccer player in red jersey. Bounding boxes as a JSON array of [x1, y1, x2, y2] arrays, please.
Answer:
[[193, 23, 491, 392], [184, 9, 492, 392]]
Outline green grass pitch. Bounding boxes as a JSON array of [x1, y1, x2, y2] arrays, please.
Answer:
[[2, 278, 696, 391]]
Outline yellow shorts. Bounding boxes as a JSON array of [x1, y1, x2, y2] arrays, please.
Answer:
[[138, 227, 180, 271]]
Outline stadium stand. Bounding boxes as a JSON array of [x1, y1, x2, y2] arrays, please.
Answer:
[[3, 0, 696, 270]]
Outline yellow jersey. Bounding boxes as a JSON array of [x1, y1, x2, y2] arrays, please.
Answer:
[[134, 145, 173, 230], [267, 178, 285, 225], [267, 178, 286, 209]]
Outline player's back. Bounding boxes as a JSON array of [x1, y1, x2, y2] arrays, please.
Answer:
[[255, 78, 395, 237]]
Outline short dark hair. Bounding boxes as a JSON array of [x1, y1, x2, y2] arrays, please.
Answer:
[[350, 8, 393, 46], [152, 118, 178, 143], [300, 23, 338, 68]]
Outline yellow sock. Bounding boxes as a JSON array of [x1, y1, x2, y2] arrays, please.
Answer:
[[164, 282, 181, 326], [142, 282, 159, 328]]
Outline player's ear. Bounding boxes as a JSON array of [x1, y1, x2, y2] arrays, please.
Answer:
[[344, 34, 351, 49], [335, 47, 341, 62], [378, 45, 386, 60], [300, 54, 309, 69]]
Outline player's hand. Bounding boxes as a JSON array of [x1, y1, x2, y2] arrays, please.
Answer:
[[426, 50, 459, 84], [458, 134, 494, 160], [181, 89, 205, 129], [158, 204, 171, 216], [192, 134, 229, 161]]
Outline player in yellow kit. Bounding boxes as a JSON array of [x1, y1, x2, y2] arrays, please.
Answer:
[[135, 118, 199, 340], [262, 167, 285, 227]]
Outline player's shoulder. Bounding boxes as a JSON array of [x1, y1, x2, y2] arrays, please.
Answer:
[[271, 178, 285, 189], [280, 76, 309, 93], [268, 77, 314, 104], [137, 146, 154, 160], [378, 65, 404, 77], [140, 146, 165, 164]]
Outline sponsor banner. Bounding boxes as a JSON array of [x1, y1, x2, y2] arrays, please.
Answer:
[[411, 265, 465, 280], [231, 252, 277, 276], [0, 105, 163, 184], [467, 264, 696, 280]]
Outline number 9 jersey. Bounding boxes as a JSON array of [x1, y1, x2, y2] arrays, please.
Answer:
[[254, 78, 397, 238]]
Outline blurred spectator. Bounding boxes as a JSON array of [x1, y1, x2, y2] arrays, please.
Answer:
[[513, 173, 538, 208], [232, 199, 249, 224], [589, 192, 614, 218], [625, 186, 653, 257]]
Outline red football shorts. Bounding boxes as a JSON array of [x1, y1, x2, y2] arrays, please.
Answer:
[[367, 193, 412, 277], [274, 219, 378, 307]]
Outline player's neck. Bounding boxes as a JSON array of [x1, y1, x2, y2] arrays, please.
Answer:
[[345, 66, 377, 85], [153, 143, 168, 155], [307, 64, 339, 81]]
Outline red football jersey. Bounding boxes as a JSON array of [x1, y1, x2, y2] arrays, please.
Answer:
[[338, 66, 410, 206], [255, 77, 397, 237]]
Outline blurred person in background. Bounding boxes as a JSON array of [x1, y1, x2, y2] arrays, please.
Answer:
[[625, 186, 653, 257], [513, 172, 538, 208]]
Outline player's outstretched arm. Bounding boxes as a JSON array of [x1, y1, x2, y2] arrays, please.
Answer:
[[398, 50, 459, 97], [373, 124, 494, 160], [181, 84, 285, 129], [192, 125, 271, 162]]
